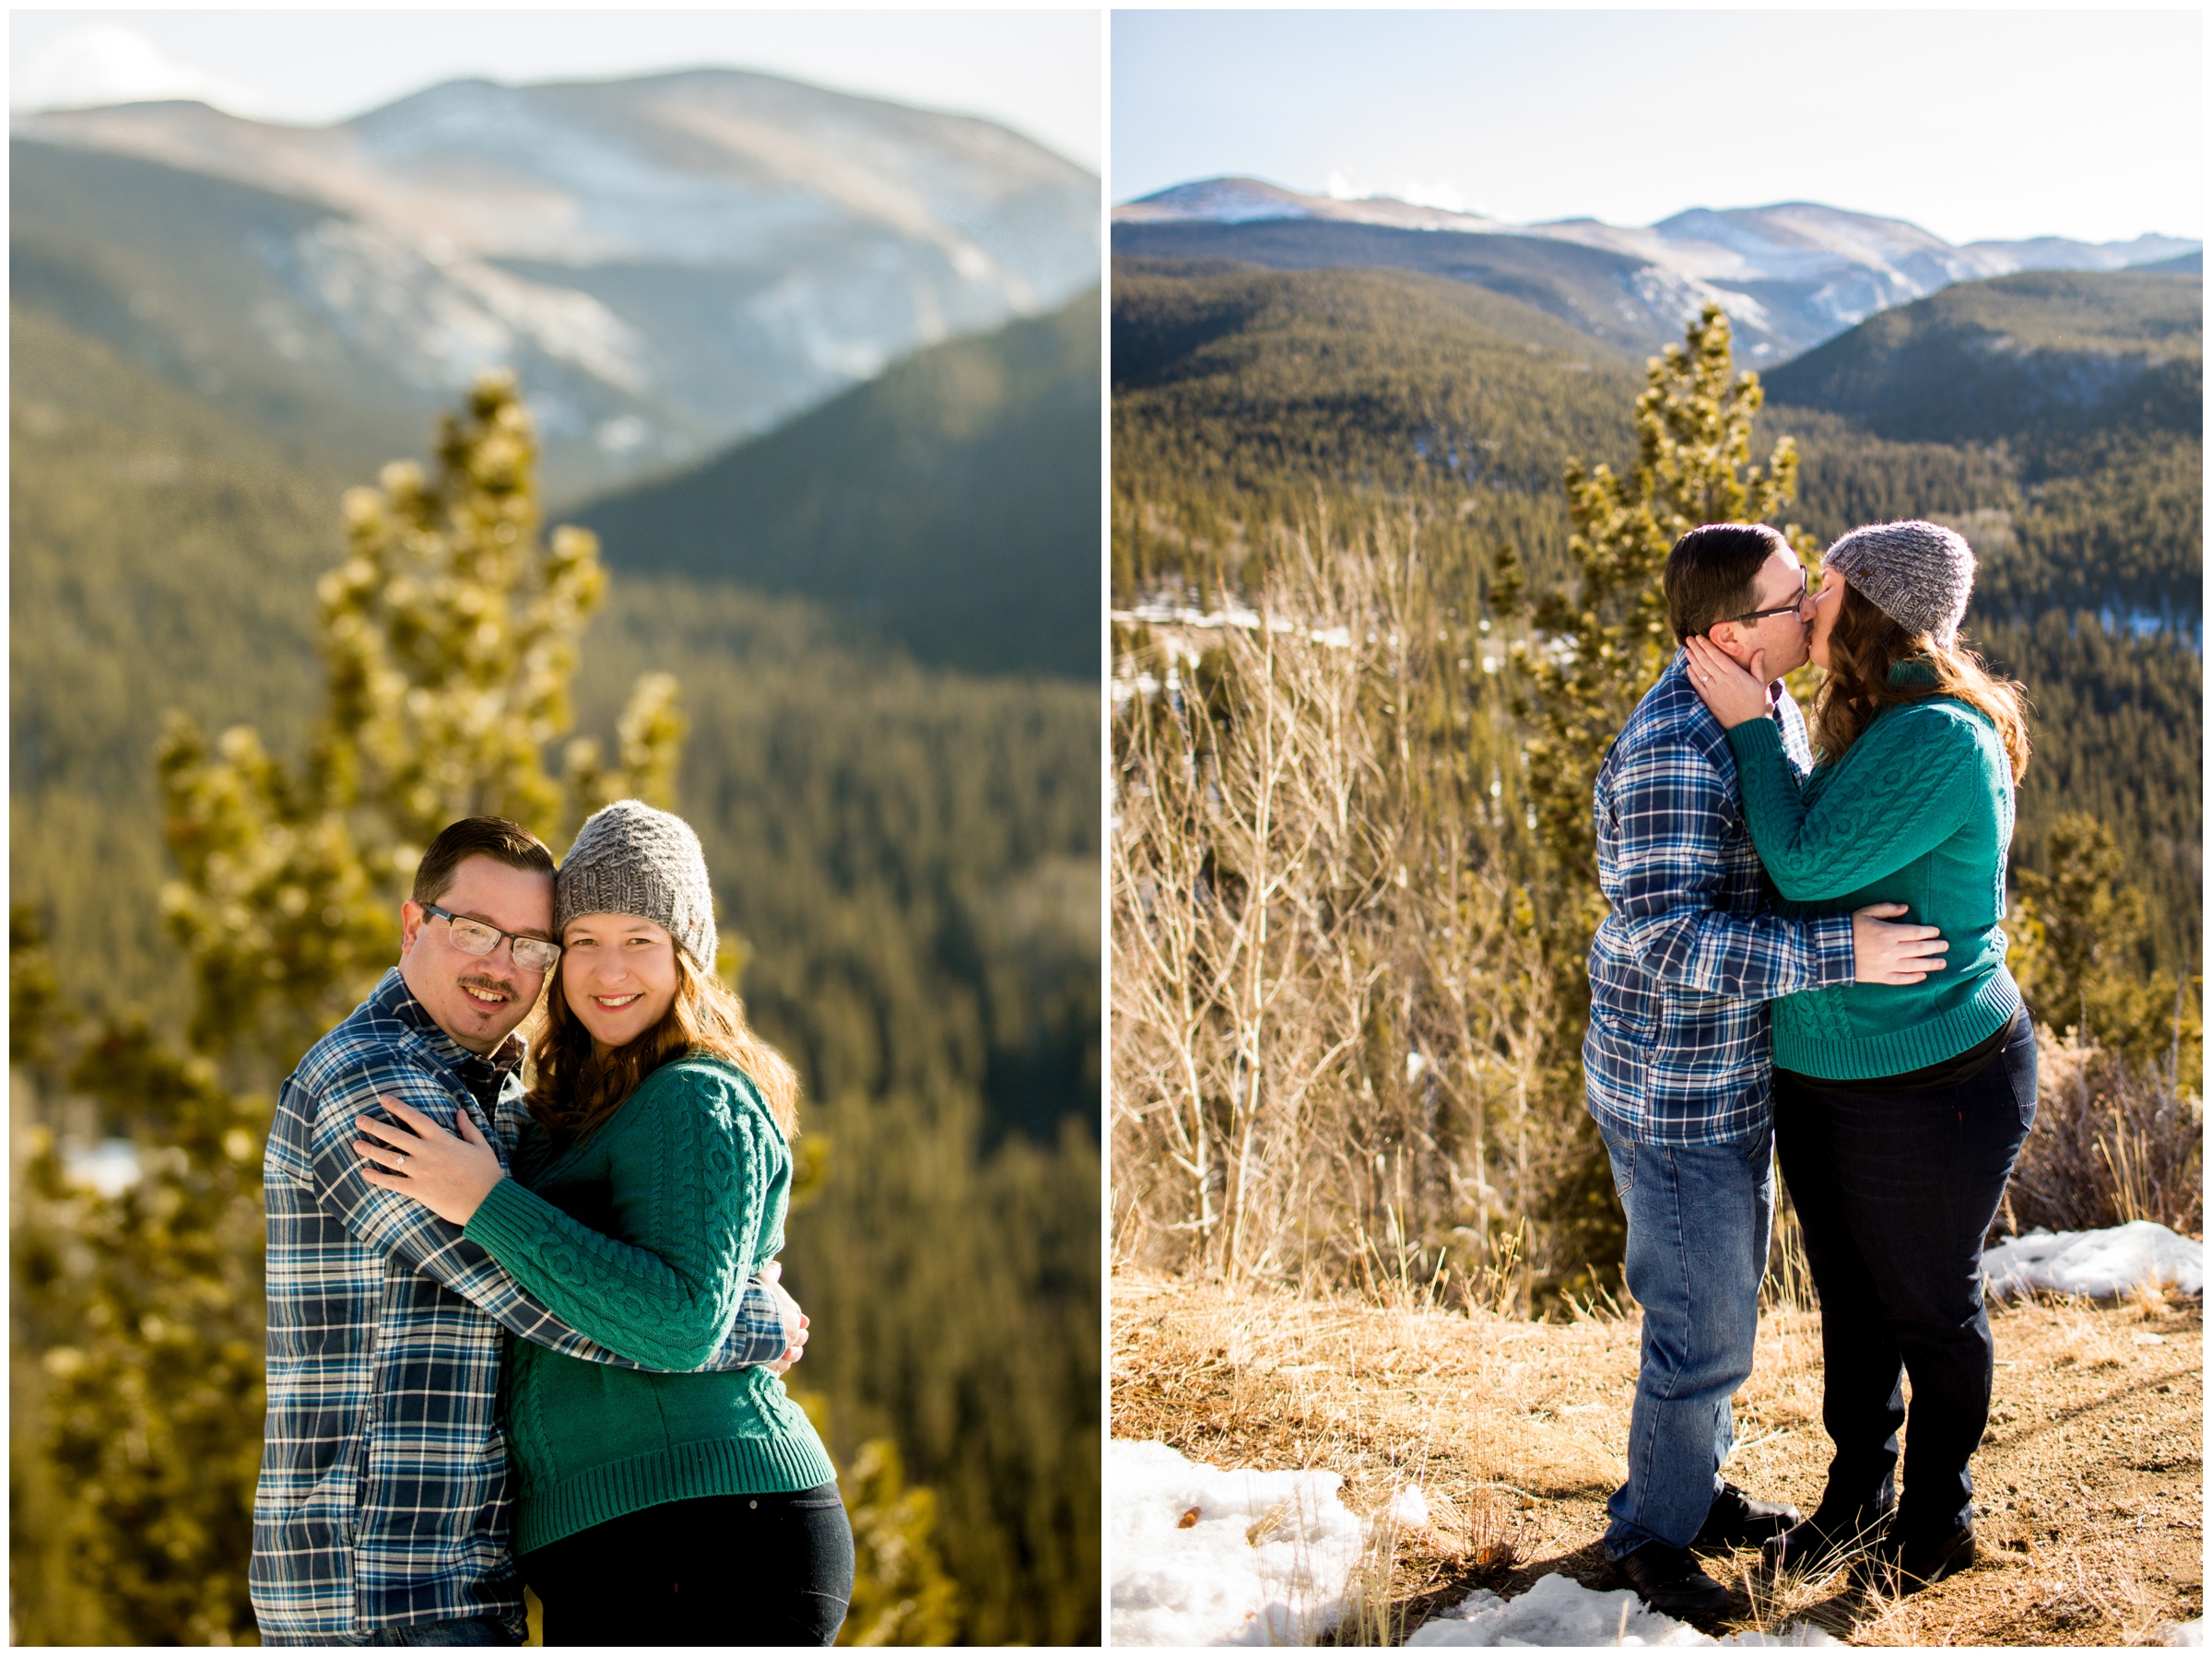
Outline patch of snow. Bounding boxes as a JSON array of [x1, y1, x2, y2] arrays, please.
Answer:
[[1406, 1571, 1835, 1647], [1389, 1483, 1431, 1528], [274, 217, 647, 394], [1982, 1221, 2203, 1298], [2159, 1616, 2204, 1645], [1110, 1439, 1371, 1645]]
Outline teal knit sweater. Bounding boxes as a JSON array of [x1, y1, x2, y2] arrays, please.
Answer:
[[462, 1055, 836, 1556], [1726, 669, 2021, 1080]]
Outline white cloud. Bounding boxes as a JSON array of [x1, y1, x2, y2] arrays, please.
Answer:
[[14, 23, 265, 115], [1325, 168, 1363, 202]]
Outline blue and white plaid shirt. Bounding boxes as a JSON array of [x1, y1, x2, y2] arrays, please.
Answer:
[[250, 969, 788, 1643], [1585, 654, 1858, 1146]]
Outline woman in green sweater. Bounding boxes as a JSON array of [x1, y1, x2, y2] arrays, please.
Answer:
[[1683, 521, 2035, 1598], [355, 801, 850, 1645]]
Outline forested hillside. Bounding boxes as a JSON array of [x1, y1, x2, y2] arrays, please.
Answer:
[[11, 300, 1100, 1641], [1110, 260, 2201, 977], [576, 288, 1101, 680], [1112, 259, 1640, 598], [1766, 270, 2202, 627]]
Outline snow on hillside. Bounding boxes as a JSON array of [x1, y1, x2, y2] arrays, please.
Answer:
[[1112, 178, 2198, 354], [14, 72, 1100, 479]]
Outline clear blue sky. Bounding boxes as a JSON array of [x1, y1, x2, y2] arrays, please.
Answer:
[[10, 8, 1103, 172], [1112, 9, 2202, 245]]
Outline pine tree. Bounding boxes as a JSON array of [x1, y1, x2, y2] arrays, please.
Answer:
[[2011, 812, 2203, 1086], [1496, 301, 1812, 926], [11, 373, 685, 1643]]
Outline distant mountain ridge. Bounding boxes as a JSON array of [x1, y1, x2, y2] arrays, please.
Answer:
[[1764, 269, 2201, 447], [1115, 178, 2194, 364], [575, 288, 1100, 680], [14, 70, 1100, 496]]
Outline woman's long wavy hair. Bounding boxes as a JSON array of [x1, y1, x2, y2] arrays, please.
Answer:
[[1814, 577, 2031, 782], [524, 942, 801, 1145]]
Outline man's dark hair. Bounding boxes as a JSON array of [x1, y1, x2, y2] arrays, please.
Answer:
[[412, 817, 555, 906], [1663, 523, 1791, 644]]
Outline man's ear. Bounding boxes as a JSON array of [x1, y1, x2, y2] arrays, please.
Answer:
[[1703, 621, 1755, 667], [399, 900, 424, 956]]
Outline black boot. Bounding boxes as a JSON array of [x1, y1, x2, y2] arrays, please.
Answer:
[[1691, 1482, 1802, 1552], [1613, 1541, 1732, 1615], [1858, 1521, 1975, 1596], [1759, 1502, 1895, 1583]]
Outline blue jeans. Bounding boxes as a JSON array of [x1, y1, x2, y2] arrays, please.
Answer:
[[359, 1617, 517, 1646], [1594, 1115, 1774, 1560], [1775, 1005, 2038, 1539]]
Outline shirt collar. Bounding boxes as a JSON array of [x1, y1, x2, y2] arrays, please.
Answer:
[[370, 968, 525, 1086], [1667, 649, 1788, 719]]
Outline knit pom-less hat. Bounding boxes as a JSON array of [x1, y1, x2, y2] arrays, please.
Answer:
[[556, 801, 718, 972], [1822, 520, 1976, 646]]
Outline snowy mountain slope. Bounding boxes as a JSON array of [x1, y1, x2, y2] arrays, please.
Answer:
[[13, 71, 1100, 495], [1112, 179, 2194, 363]]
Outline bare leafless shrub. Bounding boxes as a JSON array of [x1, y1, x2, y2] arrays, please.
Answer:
[[1998, 1024, 2204, 1240], [1112, 516, 1581, 1297]]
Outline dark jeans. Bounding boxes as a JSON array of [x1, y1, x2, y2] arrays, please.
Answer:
[[519, 1485, 853, 1647], [1775, 1007, 2037, 1540], [1594, 1117, 1775, 1558]]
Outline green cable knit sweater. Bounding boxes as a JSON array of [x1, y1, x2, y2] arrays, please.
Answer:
[[1726, 667, 2022, 1080], [462, 1054, 836, 1556]]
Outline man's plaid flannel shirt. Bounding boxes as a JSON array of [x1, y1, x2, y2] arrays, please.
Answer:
[[1585, 654, 1858, 1147], [250, 969, 788, 1644]]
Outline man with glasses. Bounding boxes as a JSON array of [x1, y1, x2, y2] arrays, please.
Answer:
[[1587, 525, 1949, 1615], [252, 816, 804, 1645]]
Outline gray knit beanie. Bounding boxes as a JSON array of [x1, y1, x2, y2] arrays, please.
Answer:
[[1822, 520, 1975, 646], [556, 801, 718, 972]]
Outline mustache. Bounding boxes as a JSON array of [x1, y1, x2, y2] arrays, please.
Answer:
[[456, 972, 519, 1003]]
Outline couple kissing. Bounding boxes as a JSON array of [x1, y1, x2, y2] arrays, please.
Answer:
[[1589, 521, 2035, 1613]]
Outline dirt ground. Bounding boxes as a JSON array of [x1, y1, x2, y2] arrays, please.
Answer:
[[1111, 1270, 2203, 1646]]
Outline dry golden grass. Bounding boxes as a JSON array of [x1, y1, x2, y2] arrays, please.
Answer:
[[1112, 1269, 2203, 1646]]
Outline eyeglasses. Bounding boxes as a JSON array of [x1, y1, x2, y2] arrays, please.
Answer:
[[421, 904, 562, 973], [1729, 575, 1812, 626]]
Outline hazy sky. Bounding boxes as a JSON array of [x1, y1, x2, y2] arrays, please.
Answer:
[[1112, 10, 2202, 246], [10, 8, 1103, 172]]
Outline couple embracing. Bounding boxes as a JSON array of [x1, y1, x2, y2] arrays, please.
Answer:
[[249, 804, 851, 1646], [1590, 521, 2037, 1613]]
